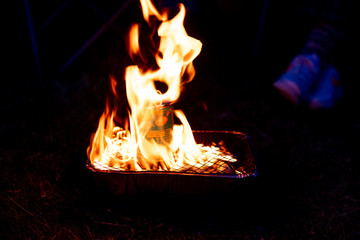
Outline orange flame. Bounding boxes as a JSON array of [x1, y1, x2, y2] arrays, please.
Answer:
[[88, 0, 212, 171], [140, 0, 167, 24]]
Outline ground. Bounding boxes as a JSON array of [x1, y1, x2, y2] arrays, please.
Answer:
[[1, 68, 359, 239], [1, 0, 359, 239]]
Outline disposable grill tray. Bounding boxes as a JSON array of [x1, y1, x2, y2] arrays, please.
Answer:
[[87, 130, 257, 194]]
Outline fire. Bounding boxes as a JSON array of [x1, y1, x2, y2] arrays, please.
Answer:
[[87, 0, 236, 172]]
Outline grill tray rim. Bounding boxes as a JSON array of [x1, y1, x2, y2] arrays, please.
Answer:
[[87, 130, 257, 194], [87, 164, 253, 179], [86, 130, 257, 178]]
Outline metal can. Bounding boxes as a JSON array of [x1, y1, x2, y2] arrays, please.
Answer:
[[146, 104, 174, 144]]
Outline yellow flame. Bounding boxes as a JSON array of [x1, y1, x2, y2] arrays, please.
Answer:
[[127, 24, 140, 61], [88, 0, 205, 171], [140, 0, 167, 23]]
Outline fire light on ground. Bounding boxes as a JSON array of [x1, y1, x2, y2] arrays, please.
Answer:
[[87, 0, 238, 174]]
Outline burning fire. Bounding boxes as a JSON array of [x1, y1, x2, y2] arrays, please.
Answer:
[[87, 0, 237, 173]]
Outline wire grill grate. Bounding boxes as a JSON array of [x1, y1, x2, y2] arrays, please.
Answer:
[[90, 131, 256, 178]]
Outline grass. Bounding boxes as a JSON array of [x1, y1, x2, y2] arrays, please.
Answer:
[[1, 68, 359, 239]]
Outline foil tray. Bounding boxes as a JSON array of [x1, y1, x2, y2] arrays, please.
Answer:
[[87, 130, 257, 195]]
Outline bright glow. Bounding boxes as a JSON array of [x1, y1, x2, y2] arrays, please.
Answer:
[[87, 0, 236, 173]]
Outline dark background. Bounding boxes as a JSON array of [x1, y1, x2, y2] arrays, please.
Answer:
[[1, 0, 359, 239]]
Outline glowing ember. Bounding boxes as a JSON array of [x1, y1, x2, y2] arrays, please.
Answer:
[[87, 0, 238, 174]]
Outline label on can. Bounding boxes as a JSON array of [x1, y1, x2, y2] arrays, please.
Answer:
[[146, 105, 173, 144]]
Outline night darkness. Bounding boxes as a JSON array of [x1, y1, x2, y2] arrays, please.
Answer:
[[1, 0, 359, 239]]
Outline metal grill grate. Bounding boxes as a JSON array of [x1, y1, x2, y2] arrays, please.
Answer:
[[93, 157, 235, 175], [89, 131, 257, 179]]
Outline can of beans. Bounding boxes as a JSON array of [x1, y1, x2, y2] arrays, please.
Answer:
[[145, 104, 174, 144]]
